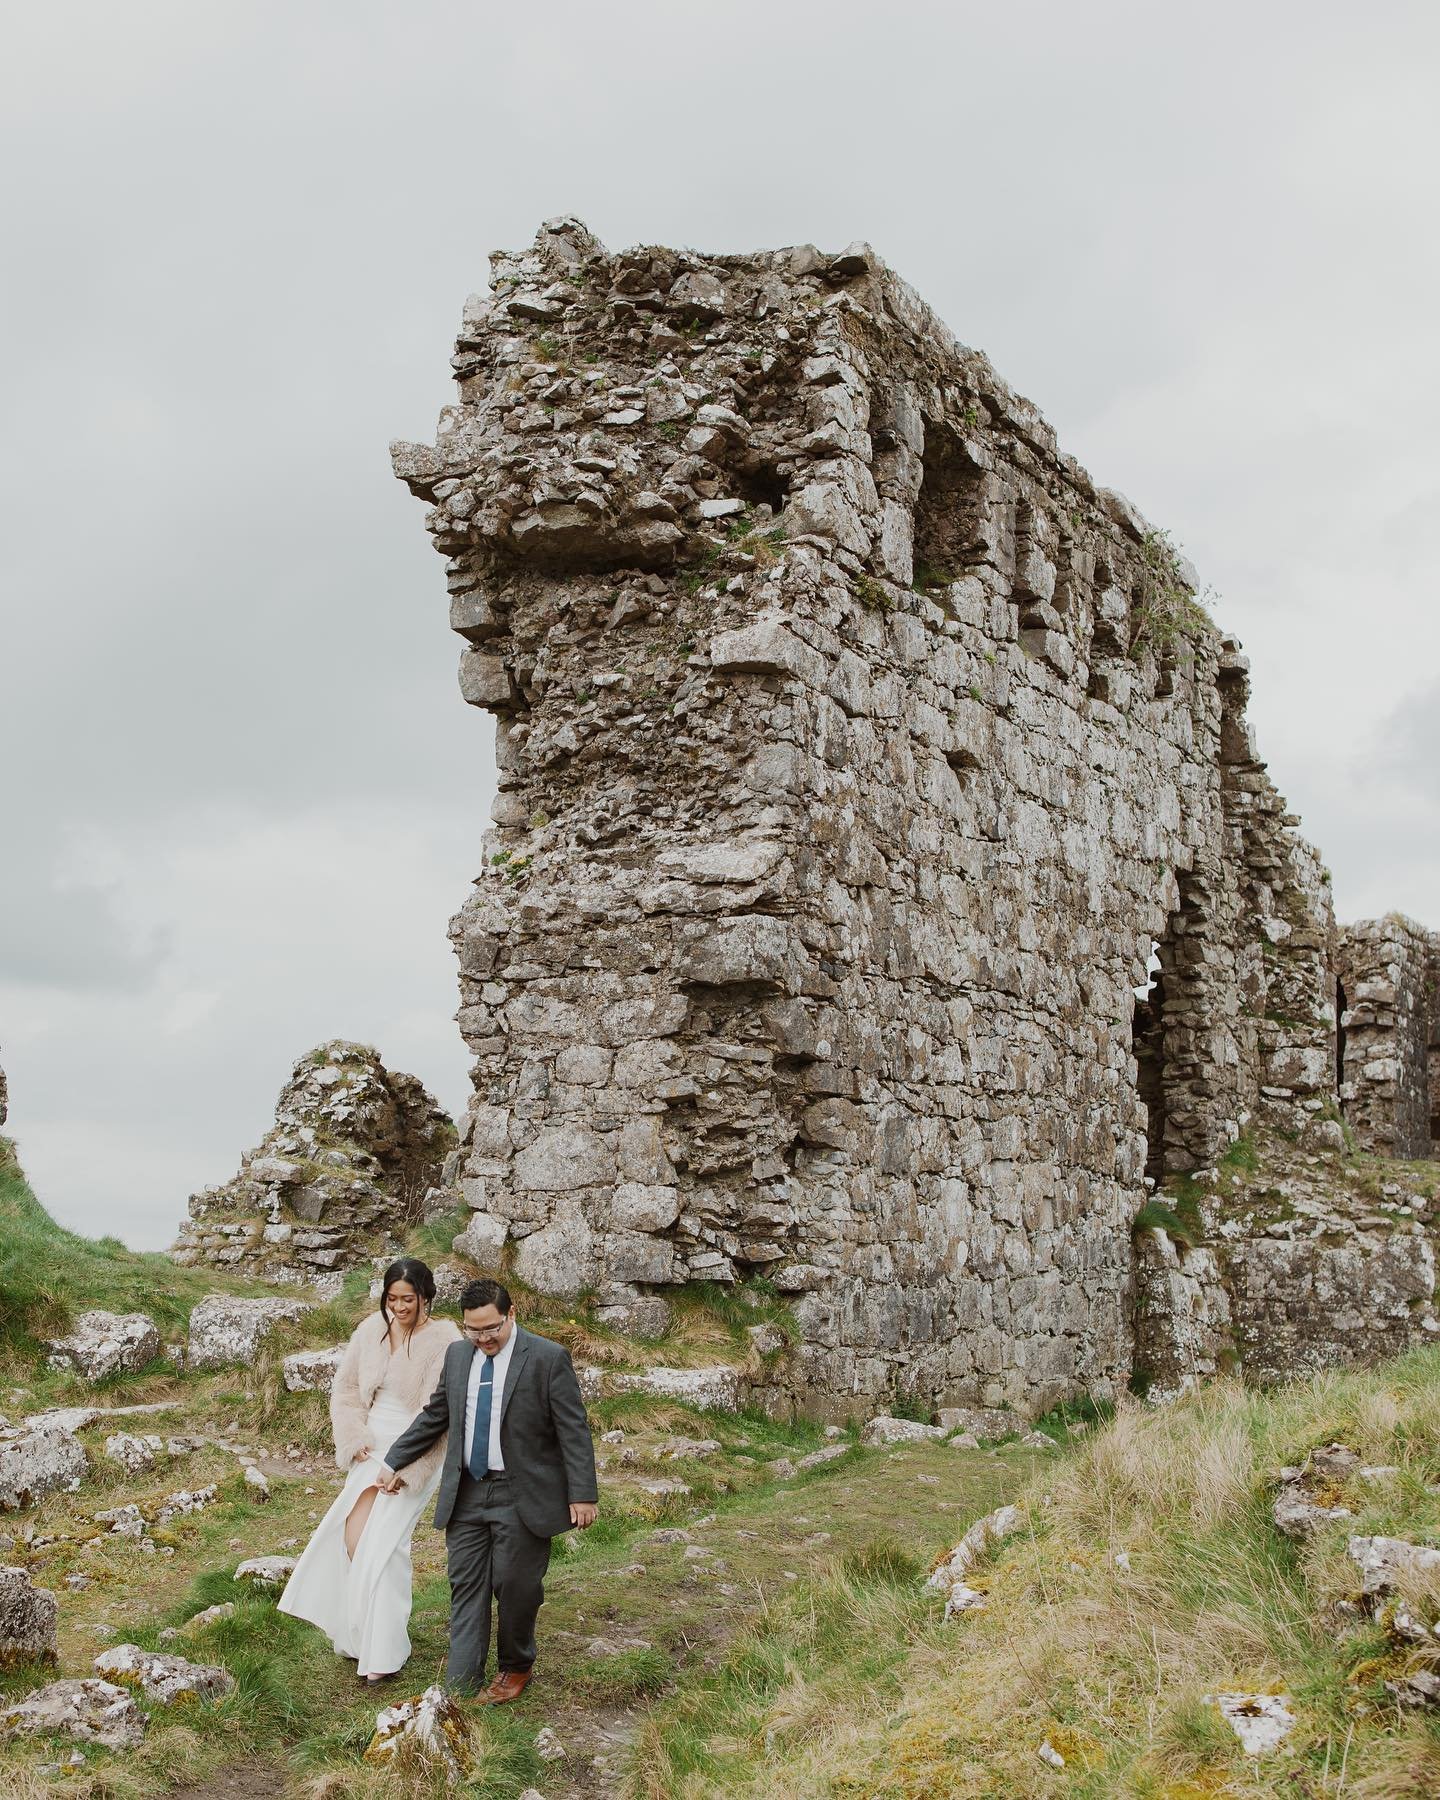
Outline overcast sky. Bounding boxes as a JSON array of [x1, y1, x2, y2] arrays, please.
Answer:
[[2, 2, 1436, 1249]]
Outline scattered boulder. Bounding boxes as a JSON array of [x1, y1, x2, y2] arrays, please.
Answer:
[[94, 1644, 235, 1704], [653, 1436, 721, 1462], [794, 1443, 851, 1472], [235, 1555, 296, 1585], [0, 1422, 88, 1511], [157, 1484, 219, 1522], [935, 1405, 1021, 1441], [95, 1503, 148, 1540], [0, 1566, 58, 1666], [103, 1433, 158, 1475], [1347, 1533, 1440, 1600], [187, 1295, 311, 1370], [861, 1414, 946, 1448], [44, 1311, 161, 1381], [927, 1504, 1023, 1617], [1272, 1442, 1359, 1540], [282, 1346, 345, 1393], [365, 1683, 472, 1781], [1207, 1692, 1296, 1756], [0, 1678, 145, 1750], [610, 1365, 740, 1412], [535, 1725, 566, 1761]]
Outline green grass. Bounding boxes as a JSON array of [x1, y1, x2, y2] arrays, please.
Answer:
[[0, 1138, 265, 1372], [624, 1349, 1440, 1798]]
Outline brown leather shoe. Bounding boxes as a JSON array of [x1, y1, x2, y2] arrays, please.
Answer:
[[482, 1669, 532, 1705]]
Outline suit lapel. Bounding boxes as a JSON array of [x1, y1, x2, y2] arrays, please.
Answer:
[[500, 1327, 531, 1423], [453, 1341, 475, 1423]]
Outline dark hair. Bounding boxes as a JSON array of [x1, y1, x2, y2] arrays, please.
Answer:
[[380, 1258, 437, 1350], [459, 1277, 512, 1316]]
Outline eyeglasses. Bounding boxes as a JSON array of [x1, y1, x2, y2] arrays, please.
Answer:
[[462, 1321, 510, 1342]]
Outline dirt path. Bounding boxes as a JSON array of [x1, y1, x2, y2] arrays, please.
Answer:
[[492, 1439, 1037, 1797]]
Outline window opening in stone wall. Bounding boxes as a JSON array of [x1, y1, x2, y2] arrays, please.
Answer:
[[1429, 1009, 1440, 1154], [912, 423, 986, 587], [1335, 975, 1349, 1116], [1133, 940, 1167, 1184]]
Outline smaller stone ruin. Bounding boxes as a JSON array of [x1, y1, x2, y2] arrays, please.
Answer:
[[171, 1041, 455, 1290], [1337, 916, 1440, 1161]]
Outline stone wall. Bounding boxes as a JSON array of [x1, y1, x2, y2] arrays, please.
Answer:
[[1337, 917, 1440, 1159], [392, 220, 1433, 1415]]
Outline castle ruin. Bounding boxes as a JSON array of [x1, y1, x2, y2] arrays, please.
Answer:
[[391, 219, 1439, 1416]]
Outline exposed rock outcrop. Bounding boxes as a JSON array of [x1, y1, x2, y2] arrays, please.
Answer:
[[0, 1421, 87, 1511], [0, 1566, 58, 1666], [93, 1643, 235, 1705], [0, 1678, 145, 1750], [186, 1295, 311, 1370], [45, 1310, 161, 1381], [172, 1041, 456, 1290], [395, 220, 1439, 1414], [282, 1346, 345, 1393]]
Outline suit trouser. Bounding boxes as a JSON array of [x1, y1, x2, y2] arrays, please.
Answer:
[[445, 1470, 552, 1691]]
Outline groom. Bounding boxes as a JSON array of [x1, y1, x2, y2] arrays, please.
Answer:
[[376, 1277, 599, 1703]]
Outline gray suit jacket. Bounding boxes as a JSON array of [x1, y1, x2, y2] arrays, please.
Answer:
[[382, 1326, 599, 1538]]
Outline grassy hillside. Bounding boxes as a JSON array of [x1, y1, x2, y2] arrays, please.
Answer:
[[630, 1354, 1440, 1798]]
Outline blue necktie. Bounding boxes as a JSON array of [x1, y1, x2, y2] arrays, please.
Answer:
[[468, 1353, 495, 1481]]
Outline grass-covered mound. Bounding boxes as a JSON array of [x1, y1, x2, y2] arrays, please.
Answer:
[[630, 1352, 1440, 1797], [0, 1137, 273, 1381]]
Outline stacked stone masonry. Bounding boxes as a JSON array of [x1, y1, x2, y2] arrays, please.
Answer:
[[1337, 917, 1440, 1160], [392, 219, 1437, 1415], [172, 1042, 455, 1291]]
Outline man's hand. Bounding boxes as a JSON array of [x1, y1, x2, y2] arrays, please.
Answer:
[[375, 1466, 403, 1494], [569, 1502, 598, 1530]]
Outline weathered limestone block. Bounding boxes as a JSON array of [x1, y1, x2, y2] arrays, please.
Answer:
[[366, 1683, 473, 1781], [103, 1433, 158, 1474], [235, 1555, 296, 1585], [0, 1678, 145, 1749], [1224, 1231, 1435, 1385], [0, 1566, 58, 1666], [282, 1347, 345, 1394], [94, 1643, 235, 1705], [0, 1423, 87, 1511], [45, 1311, 161, 1381], [187, 1295, 311, 1370]]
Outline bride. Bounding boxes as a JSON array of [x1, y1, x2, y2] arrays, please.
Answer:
[[279, 1257, 459, 1683]]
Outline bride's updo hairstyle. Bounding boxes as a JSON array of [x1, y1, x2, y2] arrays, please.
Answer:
[[379, 1257, 438, 1346]]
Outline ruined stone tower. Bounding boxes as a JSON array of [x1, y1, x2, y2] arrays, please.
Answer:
[[393, 219, 1438, 1414]]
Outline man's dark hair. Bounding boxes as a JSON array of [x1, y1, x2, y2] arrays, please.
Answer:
[[459, 1277, 512, 1315]]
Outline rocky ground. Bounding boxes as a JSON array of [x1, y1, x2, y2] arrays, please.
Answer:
[[6, 1133, 1440, 1796]]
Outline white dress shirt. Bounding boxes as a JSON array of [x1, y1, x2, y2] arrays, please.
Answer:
[[463, 1328, 517, 1473]]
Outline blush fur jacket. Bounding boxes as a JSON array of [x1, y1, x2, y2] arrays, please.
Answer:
[[330, 1311, 460, 1490]]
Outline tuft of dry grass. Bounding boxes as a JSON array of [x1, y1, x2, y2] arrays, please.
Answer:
[[629, 1349, 1440, 1798]]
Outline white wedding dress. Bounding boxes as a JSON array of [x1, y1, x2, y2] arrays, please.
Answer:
[[278, 1364, 439, 1677]]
